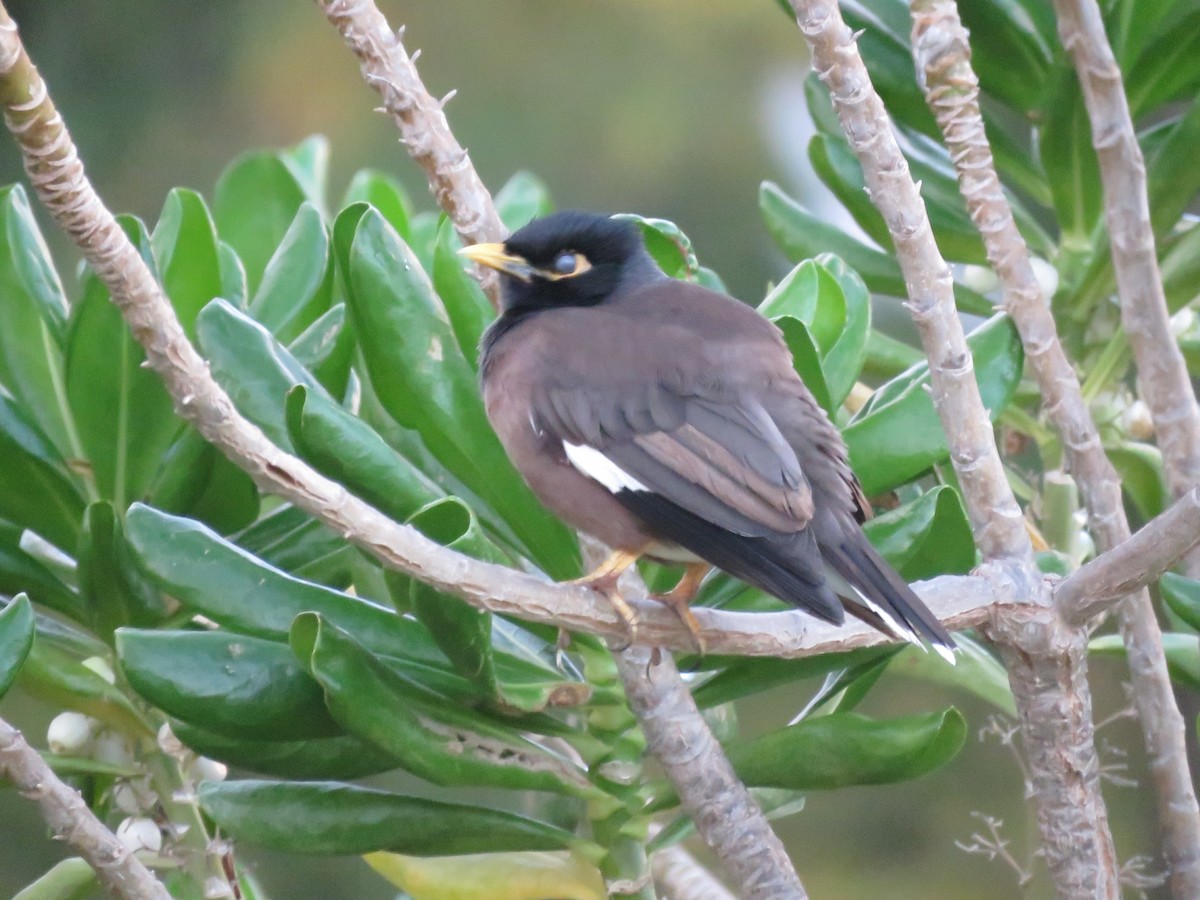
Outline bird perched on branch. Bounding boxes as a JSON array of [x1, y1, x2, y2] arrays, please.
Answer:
[[462, 211, 955, 661]]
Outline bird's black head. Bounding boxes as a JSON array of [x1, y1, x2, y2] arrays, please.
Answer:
[[461, 210, 661, 315]]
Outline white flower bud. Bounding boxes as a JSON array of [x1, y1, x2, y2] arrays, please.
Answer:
[[46, 712, 94, 755], [1030, 257, 1059, 299], [111, 776, 155, 814], [190, 757, 228, 784], [92, 730, 135, 768], [157, 721, 185, 757], [116, 817, 162, 854], [1119, 399, 1155, 441]]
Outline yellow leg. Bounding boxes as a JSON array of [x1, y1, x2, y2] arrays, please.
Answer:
[[570, 549, 643, 649], [651, 562, 710, 654]]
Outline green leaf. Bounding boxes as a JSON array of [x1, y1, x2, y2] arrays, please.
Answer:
[[117, 628, 341, 740], [12, 857, 97, 900], [1125, 9, 1200, 115], [199, 780, 576, 856], [1091, 633, 1200, 691], [818, 255, 872, 406], [151, 188, 224, 336], [776, 317, 833, 413], [728, 708, 966, 790], [342, 168, 411, 240], [344, 208, 578, 576], [495, 170, 553, 232], [614, 214, 701, 281], [249, 202, 335, 343], [67, 216, 181, 507], [1146, 98, 1200, 238], [146, 428, 260, 534], [281, 136, 330, 214], [1108, 442, 1167, 522], [0, 393, 85, 551], [956, 0, 1054, 112], [195, 298, 327, 451], [232, 503, 355, 587], [845, 314, 1023, 494], [287, 303, 355, 398], [77, 501, 164, 639], [0, 595, 34, 700], [432, 217, 495, 368], [1162, 573, 1200, 633], [285, 386, 444, 522], [889, 633, 1015, 715], [173, 719, 400, 780], [0, 184, 73, 458], [1038, 67, 1102, 241], [759, 260, 843, 352], [214, 148, 309, 293], [759, 182, 993, 315], [0, 524, 81, 622], [291, 614, 595, 796], [863, 486, 975, 580], [218, 240, 248, 310], [692, 645, 900, 709]]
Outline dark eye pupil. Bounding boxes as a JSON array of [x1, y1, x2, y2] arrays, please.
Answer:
[[553, 252, 576, 275]]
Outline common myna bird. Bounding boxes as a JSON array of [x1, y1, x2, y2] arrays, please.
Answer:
[[462, 211, 955, 661]]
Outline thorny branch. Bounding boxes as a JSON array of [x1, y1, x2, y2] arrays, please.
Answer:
[[909, 2, 1200, 894]]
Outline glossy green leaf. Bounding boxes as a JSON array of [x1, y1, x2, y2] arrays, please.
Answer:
[[845, 314, 1023, 494], [1147, 99, 1200, 239], [342, 168, 411, 240], [0, 524, 81, 622], [345, 208, 578, 576], [863, 329, 923, 382], [146, 428, 259, 534], [956, 0, 1054, 112], [1125, 9, 1200, 115], [249, 202, 335, 343], [199, 780, 575, 856], [117, 628, 341, 740], [16, 636, 150, 736], [218, 240, 248, 310], [0, 184, 73, 457], [776, 317, 833, 413], [863, 486, 975, 580], [495, 170, 553, 232], [124, 504, 450, 666], [173, 719, 400, 780], [759, 260, 843, 351], [432, 217, 495, 368], [281, 136, 329, 213], [1109, 442, 1167, 522], [195, 298, 327, 450], [366, 849, 606, 900], [759, 182, 993, 315], [0, 393, 85, 551], [0, 595, 34, 699], [78, 501, 164, 638], [285, 386, 444, 521], [214, 148, 309, 293], [818, 255, 872, 405], [151, 188, 224, 336], [291, 614, 594, 796], [12, 857, 97, 900], [692, 645, 899, 709], [287, 303, 355, 398], [614, 214, 701, 281], [1162, 572, 1200, 633], [729, 707, 966, 790], [1038, 67, 1102, 241], [233, 506, 354, 588], [1091, 633, 1200, 691]]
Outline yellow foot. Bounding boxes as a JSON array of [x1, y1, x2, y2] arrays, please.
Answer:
[[569, 549, 643, 650], [650, 562, 710, 654]]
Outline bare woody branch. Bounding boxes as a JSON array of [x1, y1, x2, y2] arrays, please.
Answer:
[[0, 717, 169, 900], [786, 1, 1031, 569], [784, 1, 1122, 894], [616, 645, 806, 899], [1057, 487, 1200, 615], [317, 0, 504, 308], [1052, 0, 1200, 575], [909, 3, 1200, 894]]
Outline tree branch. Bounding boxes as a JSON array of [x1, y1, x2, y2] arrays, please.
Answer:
[[616, 645, 805, 898], [909, 2, 1200, 894], [316, 0, 504, 308], [1052, 0, 1200, 581], [1056, 487, 1200, 615], [783, 1, 1122, 894], [0, 717, 169, 900]]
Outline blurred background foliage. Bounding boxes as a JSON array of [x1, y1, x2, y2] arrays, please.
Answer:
[[0, 1, 1178, 898]]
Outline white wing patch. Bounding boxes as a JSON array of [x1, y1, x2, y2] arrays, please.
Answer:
[[563, 442, 649, 493], [827, 568, 957, 665]]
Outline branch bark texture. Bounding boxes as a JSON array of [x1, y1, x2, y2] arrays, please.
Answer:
[[615, 645, 805, 899], [1051, 0, 1200, 576], [0, 717, 169, 900], [910, 3, 1200, 894]]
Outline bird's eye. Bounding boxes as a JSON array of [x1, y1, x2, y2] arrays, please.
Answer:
[[552, 252, 578, 276]]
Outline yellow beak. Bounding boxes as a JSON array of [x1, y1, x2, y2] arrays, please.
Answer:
[[458, 243, 534, 282]]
